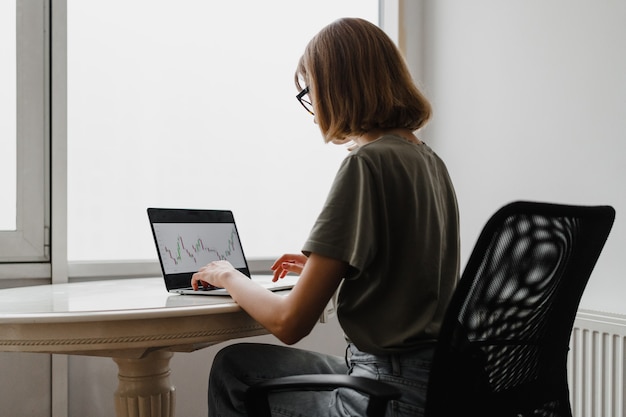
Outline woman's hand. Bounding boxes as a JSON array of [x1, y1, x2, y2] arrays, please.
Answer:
[[189, 252, 346, 345], [270, 253, 308, 281], [191, 260, 238, 290]]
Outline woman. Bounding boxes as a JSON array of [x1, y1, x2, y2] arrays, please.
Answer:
[[192, 17, 459, 417]]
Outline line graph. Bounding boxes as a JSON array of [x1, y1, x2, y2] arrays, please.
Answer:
[[153, 223, 246, 274]]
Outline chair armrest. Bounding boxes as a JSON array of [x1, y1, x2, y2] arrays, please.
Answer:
[[245, 374, 400, 417]]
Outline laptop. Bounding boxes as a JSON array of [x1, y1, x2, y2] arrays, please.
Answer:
[[147, 208, 295, 295]]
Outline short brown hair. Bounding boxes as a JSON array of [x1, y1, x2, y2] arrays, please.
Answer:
[[295, 17, 432, 143]]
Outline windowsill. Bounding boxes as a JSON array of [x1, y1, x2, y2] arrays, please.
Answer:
[[67, 258, 276, 282]]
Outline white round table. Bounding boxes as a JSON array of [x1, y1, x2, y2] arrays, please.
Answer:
[[0, 277, 294, 417]]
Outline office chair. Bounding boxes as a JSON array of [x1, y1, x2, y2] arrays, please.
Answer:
[[245, 201, 615, 417]]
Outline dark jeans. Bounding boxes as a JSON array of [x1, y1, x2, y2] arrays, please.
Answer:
[[208, 342, 433, 417]]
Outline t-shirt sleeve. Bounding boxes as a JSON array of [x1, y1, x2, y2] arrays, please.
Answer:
[[302, 153, 378, 278]]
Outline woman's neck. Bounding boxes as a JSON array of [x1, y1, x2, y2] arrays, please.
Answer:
[[352, 128, 422, 147]]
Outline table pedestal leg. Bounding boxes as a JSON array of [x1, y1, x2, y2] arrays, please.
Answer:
[[113, 350, 176, 417]]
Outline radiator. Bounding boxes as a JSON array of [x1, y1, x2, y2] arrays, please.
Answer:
[[569, 309, 626, 417]]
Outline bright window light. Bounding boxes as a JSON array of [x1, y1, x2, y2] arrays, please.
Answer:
[[68, 1, 379, 261]]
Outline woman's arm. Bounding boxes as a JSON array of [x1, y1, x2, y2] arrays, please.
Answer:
[[191, 252, 347, 345]]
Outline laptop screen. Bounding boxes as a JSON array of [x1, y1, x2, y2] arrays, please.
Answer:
[[148, 208, 251, 290], [152, 222, 247, 274]]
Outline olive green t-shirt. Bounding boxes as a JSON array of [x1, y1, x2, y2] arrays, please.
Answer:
[[302, 135, 460, 355]]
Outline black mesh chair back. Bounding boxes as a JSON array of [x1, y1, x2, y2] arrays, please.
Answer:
[[424, 201, 615, 417]]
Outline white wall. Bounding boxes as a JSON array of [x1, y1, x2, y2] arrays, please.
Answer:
[[418, 0, 626, 313], [0, 353, 50, 416]]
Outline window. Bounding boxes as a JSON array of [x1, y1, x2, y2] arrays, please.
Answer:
[[1, 0, 388, 280], [67, 1, 379, 264], [0, 1, 17, 231], [0, 0, 49, 268]]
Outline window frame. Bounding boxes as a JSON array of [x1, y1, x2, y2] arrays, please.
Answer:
[[0, 0, 50, 281]]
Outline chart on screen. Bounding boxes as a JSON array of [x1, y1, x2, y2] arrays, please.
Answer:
[[152, 222, 246, 274]]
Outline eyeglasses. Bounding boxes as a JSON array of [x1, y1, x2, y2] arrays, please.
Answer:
[[296, 86, 314, 116]]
